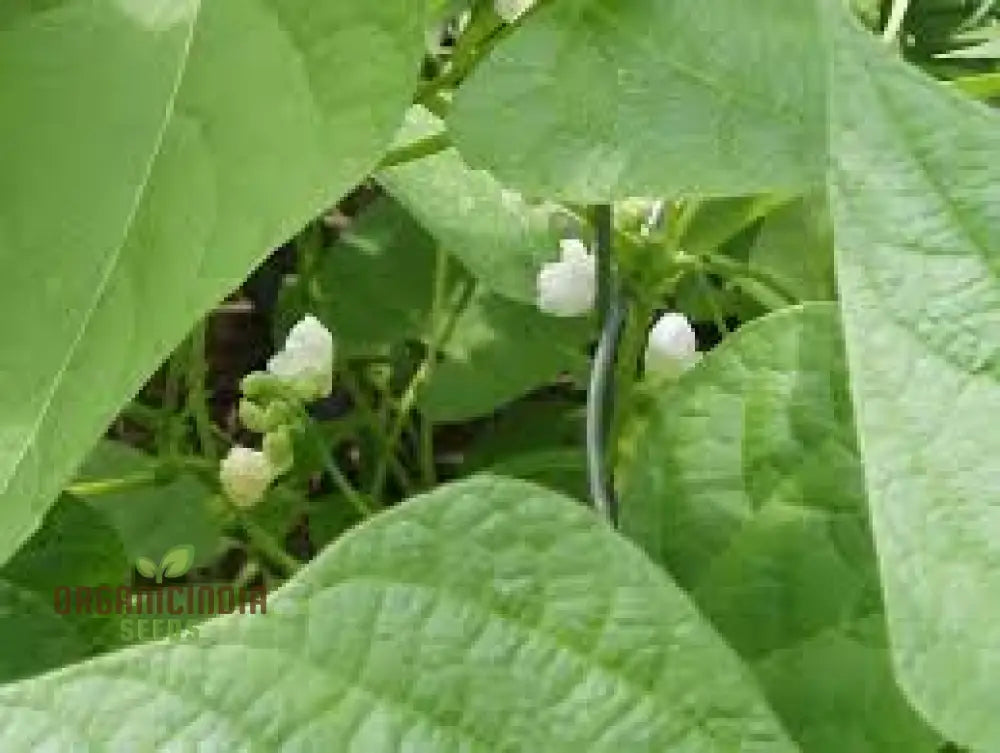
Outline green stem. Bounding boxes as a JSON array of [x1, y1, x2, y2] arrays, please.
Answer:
[[339, 370, 415, 494], [159, 349, 185, 454], [66, 472, 159, 498], [371, 254, 472, 502], [953, 72, 1000, 100], [377, 132, 450, 171], [239, 514, 302, 577], [697, 270, 732, 337], [300, 415, 374, 518], [696, 254, 798, 306], [186, 321, 218, 462]]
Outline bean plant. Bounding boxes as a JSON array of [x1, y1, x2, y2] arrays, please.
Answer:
[[0, 0, 998, 750]]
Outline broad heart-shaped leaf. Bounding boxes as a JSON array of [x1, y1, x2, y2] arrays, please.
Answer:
[[620, 305, 939, 753], [379, 107, 565, 303], [449, 0, 825, 201], [0, 476, 797, 752], [828, 15, 1000, 750], [0, 1, 424, 566]]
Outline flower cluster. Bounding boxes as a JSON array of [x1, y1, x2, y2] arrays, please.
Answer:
[[536, 236, 700, 379], [219, 315, 334, 509]]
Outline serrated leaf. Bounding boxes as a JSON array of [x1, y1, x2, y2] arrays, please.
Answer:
[[829, 13, 1000, 750], [0, 0, 424, 566], [0, 476, 798, 752], [621, 305, 939, 753], [450, 0, 825, 200], [159, 544, 195, 579]]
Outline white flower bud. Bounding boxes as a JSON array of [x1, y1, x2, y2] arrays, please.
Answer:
[[219, 447, 274, 509], [495, 0, 536, 23], [267, 315, 335, 401], [537, 239, 596, 318], [645, 313, 701, 377]]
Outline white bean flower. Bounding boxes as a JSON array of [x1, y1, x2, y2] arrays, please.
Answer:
[[220, 447, 274, 509], [495, 0, 536, 23], [645, 312, 701, 377], [537, 239, 597, 318], [267, 315, 334, 401]]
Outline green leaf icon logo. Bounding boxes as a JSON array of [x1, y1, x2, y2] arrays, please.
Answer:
[[135, 545, 195, 584], [160, 545, 195, 581], [135, 557, 157, 580]]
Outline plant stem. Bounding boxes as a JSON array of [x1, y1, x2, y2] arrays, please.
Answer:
[[159, 349, 185, 454], [239, 514, 302, 577], [593, 205, 614, 328], [186, 320, 218, 462], [377, 132, 451, 171], [300, 414, 374, 518], [370, 253, 472, 502], [695, 254, 798, 306], [339, 369, 415, 494], [882, 0, 912, 44], [66, 471, 159, 498]]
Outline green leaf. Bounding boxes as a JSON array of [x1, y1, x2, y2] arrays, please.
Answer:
[[300, 197, 441, 355], [0, 580, 89, 685], [829, 15, 1000, 750], [421, 289, 590, 421], [159, 544, 195, 580], [620, 305, 938, 753], [747, 195, 836, 302], [135, 557, 157, 580], [449, 0, 825, 201], [73, 441, 222, 567], [0, 0, 425, 565], [380, 107, 565, 303], [0, 476, 797, 752], [0, 495, 131, 672]]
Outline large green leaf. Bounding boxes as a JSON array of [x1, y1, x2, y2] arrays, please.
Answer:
[[620, 305, 938, 753], [421, 288, 590, 421], [305, 197, 441, 355], [380, 107, 564, 303], [0, 0, 424, 565], [73, 441, 222, 567], [829, 15, 1000, 750], [747, 195, 836, 303], [0, 495, 130, 680], [0, 476, 797, 752], [449, 0, 825, 201]]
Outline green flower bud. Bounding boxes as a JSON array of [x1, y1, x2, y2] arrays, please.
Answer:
[[238, 399, 269, 433], [263, 428, 294, 477]]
